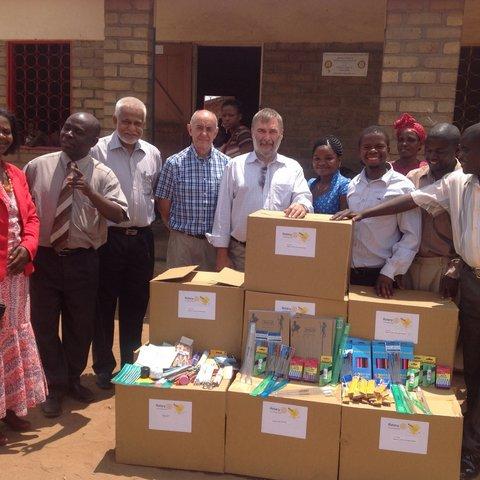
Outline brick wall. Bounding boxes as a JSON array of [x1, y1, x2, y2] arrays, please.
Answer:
[[261, 42, 383, 174], [72, 41, 105, 126], [378, 0, 464, 156], [103, 0, 154, 138]]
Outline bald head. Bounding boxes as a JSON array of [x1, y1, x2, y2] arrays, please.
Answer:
[[187, 110, 218, 157], [463, 122, 480, 141], [190, 109, 217, 125], [60, 112, 101, 160], [428, 123, 460, 145]]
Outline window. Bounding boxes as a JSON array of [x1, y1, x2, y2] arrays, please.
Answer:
[[454, 46, 480, 132], [8, 42, 71, 148]]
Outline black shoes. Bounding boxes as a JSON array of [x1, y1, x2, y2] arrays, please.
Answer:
[[68, 382, 94, 403], [95, 373, 113, 390], [461, 452, 480, 479], [41, 392, 62, 418]]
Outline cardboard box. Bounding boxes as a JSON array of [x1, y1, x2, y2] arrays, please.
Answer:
[[149, 266, 245, 358], [339, 389, 463, 480], [244, 210, 352, 300], [115, 380, 229, 472], [242, 290, 348, 355], [348, 285, 459, 368], [225, 375, 342, 480]]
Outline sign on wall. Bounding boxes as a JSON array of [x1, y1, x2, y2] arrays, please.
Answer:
[[322, 53, 369, 77]]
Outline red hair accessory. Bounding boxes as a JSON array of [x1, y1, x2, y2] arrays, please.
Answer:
[[393, 113, 426, 143]]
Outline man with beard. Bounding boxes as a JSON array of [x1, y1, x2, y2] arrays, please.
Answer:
[[90, 97, 162, 389], [208, 108, 313, 272]]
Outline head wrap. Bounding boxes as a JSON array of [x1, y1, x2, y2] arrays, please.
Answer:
[[393, 113, 426, 143]]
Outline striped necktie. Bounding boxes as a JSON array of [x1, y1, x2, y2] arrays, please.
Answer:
[[50, 161, 77, 252]]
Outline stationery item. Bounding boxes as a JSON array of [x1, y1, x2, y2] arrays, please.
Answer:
[[288, 357, 304, 380], [171, 336, 194, 367], [253, 341, 268, 376], [319, 355, 333, 386], [240, 321, 256, 384], [414, 355, 436, 387], [302, 358, 319, 383], [290, 314, 335, 359], [135, 344, 177, 372], [331, 321, 350, 385], [248, 310, 289, 345], [351, 338, 372, 379], [435, 365, 452, 389], [112, 363, 142, 385], [406, 360, 421, 391], [140, 366, 150, 379], [372, 340, 390, 383]]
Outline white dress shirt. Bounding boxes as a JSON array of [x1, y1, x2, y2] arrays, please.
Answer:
[[411, 169, 480, 269], [208, 151, 313, 247], [91, 132, 162, 227], [348, 167, 421, 279]]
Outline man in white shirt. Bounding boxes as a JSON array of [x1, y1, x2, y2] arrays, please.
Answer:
[[90, 97, 162, 389], [208, 108, 313, 271], [331, 122, 480, 480], [342, 125, 421, 298]]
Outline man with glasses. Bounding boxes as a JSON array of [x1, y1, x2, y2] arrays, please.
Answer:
[[208, 108, 312, 272]]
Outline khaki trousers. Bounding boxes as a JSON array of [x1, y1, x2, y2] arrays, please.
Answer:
[[228, 238, 246, 272], [402, 256, 450, 294], [166, 230, 216, 271]]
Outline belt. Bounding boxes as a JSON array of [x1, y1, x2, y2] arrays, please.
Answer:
[[56, 247, 93, 257], [351, 267, 382, 275], [173, 230, 206, 240], [231, 236, 246, 246], [109, 226, 150, 236]]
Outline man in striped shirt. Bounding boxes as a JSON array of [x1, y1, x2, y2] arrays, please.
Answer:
[[156, 110, 229, 271]]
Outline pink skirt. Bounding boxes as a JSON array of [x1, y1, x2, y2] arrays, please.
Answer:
[[0, 273, 47, 418]]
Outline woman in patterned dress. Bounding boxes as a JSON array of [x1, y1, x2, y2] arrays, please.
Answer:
[[0, 109, 46, 446], [308, 135, 350, 214]]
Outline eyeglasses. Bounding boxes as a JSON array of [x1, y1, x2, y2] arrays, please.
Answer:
[[259, 166, 267, 189]]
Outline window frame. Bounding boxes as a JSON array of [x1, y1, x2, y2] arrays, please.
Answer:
[[7, 39, 72, 153]]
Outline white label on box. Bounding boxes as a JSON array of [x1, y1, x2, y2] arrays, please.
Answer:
[[379, 417, 429, 454], [261, 401, 308, 439], [275, 300, 316, 316], [375, 310, 419, 344], [148, 399, 192, 433], [178, 290, 216, 320], [274, 226, 316, 258]]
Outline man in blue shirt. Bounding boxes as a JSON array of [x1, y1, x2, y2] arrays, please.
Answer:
[[156, 110, 229, 271]]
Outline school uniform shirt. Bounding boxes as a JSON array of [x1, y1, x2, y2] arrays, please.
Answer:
[[347, 166, 421, 279], [25, 151, 128, 250], [208, 151, 313, 247], [91, 132, 162, 228], [407, 162, 461, 261], [411, 169, 480, 269]]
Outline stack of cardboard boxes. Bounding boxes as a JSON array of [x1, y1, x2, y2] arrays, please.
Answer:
[[115, 208, 464, 479], [115, 266, 246, 472], [225, 211, 352, 480]]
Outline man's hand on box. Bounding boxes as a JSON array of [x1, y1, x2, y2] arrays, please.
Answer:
[[375, 274, 394, 299], [284, 203, 307, 219]]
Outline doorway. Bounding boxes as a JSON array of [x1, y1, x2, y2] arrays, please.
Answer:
[[196, 46, 262, 128], [154, 44, 262, 159]]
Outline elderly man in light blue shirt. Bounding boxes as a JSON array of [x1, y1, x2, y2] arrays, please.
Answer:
[[90, 97, 162, 389], [208, 108, 313, 272]]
